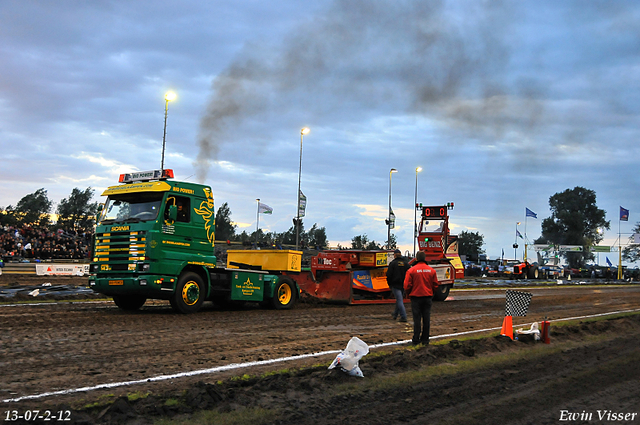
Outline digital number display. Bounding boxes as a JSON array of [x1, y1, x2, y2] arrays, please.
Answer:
[[421, 206, 447, 219]]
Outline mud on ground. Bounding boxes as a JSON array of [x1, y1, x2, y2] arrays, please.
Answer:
[[2, 276, 640, 424], [5, 314, 640, 425]]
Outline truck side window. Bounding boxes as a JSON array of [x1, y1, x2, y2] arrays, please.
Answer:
[[165, 196, 191, 223], [175, 196, 190, 223]]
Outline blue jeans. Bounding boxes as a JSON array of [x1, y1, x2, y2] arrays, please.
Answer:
[[390, 287, 407, 320], [410, 296, 433, 344]]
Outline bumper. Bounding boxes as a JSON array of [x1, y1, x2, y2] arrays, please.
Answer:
[[88, 274, 176, 299]]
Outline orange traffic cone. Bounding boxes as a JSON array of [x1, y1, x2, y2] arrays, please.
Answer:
[[541, 320, 551, 344], [500, 315, 513, 339]]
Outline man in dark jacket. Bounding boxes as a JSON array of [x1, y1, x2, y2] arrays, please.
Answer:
[[386, 249, 409, 322], [404, 250, 440, 345]]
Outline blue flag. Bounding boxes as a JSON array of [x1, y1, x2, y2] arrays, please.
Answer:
[[620, 206, 629, 221], [606, 257, 612, 267], [525, 208, 537, 219], [516, 230, 524, 239]]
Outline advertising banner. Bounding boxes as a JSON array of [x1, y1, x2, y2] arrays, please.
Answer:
[[36, 264, 89, 276], [351, 269, 389, 291], [558, 245, 583, 252], [298, 191, 307, 217]]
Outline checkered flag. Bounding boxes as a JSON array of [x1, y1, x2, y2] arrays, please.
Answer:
[[505, 290, 533, 317]]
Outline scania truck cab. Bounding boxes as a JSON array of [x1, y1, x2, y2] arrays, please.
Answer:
[[88, 169, 299, 313]]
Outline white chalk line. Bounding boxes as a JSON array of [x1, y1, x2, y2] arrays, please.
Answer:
[[0, 301, 110, 308], [3, 307, 640, 404]]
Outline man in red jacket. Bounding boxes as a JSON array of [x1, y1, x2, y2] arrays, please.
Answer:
[[404, 251, 440, 345]]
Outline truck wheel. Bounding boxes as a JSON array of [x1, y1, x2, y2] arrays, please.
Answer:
[[433, 284, 451, 301], [172, 272, 205, 314], [528, 266, 539, 279], [272, 276, 296, 310], [113, 295, 146, 311]]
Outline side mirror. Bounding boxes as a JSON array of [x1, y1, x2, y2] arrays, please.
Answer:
[[168, 205, 178, 222], [96, 204, 105, 222]]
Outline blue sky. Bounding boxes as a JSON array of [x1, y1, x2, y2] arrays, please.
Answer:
[[1, 0, 639, 265]]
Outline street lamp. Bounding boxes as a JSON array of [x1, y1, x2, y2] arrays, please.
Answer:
[[413, 167, 422, 257], [387, 168, 397, 249], [296, 127, 310, 251], [597, 227, 604, 265], [161, 91, 177, 172]]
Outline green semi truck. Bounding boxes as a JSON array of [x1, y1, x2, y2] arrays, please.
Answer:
[[88, 169, 299, 313]]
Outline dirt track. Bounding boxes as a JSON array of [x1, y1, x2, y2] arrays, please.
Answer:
[[1, 277, 640, 424]]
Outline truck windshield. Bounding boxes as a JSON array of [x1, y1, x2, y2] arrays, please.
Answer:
[[100, 193, 164, 224], [419, 219, 445, 233]]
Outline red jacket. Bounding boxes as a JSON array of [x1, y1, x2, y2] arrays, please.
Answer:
[[404, 261, 440, 297]]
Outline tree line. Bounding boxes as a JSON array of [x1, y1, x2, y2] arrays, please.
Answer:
[[457, 186, 640, 268], [1, 188, 98, 232], [215, 202, 330, 249], [216, 202, 403, 250], [2, 186, 639, 266]]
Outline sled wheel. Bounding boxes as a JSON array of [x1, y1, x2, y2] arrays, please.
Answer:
[[172, 272, 205, 314], [433, 284, 451, 302], [272, 276, 296, 310], [113, 295, 146, 311]]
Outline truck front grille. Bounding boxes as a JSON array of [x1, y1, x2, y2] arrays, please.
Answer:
[[93, 231, 147, 272]]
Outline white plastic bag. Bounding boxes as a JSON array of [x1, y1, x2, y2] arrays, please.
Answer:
[[328, 337, 369, 377], [515, 322, 541, 341]]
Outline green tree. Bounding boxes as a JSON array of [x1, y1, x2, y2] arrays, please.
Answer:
[[622, 222, 640, 263], [0, 206, 19, 227], [458, 230, 485, 262], [56, 187, 99, 232], [215, 202, 237, 241], [279, 221, 304, 246], [236, 230, 251, 244], [10, 188, 53, 226], [351, 234, 381, 250], [307, 224, 328, 249], [536, 186, 610, 268], [385, 234, 397, 250]]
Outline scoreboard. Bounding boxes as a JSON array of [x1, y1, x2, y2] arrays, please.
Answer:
[[417, 203, 454, 219]]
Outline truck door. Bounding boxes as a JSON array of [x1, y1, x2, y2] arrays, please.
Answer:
[[162, 195, 210, 260]]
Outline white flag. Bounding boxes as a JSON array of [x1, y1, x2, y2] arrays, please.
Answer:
[[258, 202, 273, 214]]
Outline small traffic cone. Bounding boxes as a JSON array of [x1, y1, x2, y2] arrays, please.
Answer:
[[541, 320, 551, 344], [500, 315, 513, 340]]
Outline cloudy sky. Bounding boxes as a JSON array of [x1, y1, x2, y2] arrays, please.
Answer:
[[1, 0, 639, 264]]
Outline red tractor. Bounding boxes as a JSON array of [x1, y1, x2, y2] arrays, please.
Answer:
[[512, 261, 540, 279]]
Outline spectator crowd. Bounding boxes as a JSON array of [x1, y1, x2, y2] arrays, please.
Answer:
[[0, 224, 92, 262]]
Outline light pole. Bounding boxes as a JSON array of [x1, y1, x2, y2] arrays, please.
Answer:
[[597, 227, 603, 265], [256, 198, 261, 246], [387, 168, 397, 249], [161, 91, 176, 172], [296, 127, 310, 251], [513, 222, 521, 260], [413, 167, 422, 257]]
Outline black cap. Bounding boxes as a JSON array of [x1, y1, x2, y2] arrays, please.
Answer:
[[394, 249, 401, 254]]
